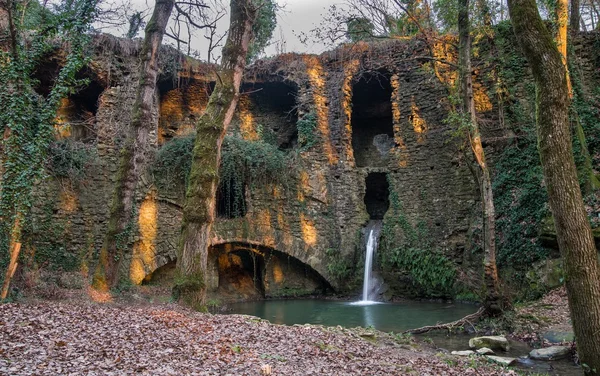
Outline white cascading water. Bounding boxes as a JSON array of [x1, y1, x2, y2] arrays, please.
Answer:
[[351, 220, 382, 306], [362, 229, 376, 301]]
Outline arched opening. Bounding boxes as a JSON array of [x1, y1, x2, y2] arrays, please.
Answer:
[[215, 247, 265, 300], [240, 81, 299, 150], [351, 73, 394, 167], [365, 172, 390, 219], [208, 242, 332, 300]]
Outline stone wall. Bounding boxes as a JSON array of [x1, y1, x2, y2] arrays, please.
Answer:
[[28, 33, 599, 300]]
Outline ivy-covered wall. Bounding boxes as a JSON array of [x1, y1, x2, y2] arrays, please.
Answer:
[[26, 30, 600, 301]]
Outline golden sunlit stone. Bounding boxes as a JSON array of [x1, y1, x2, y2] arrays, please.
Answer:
[[300, 213, 317, 247], [238, 95, 259, 141], [304, 56, 338, 165], [410, 98, 428, 143], [342, 59, 360, 162], [391, 74, 409, 167], [129, 188, 158, 284], [59, 185, 78, 213]]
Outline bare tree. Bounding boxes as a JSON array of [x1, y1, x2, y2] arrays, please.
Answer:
[[509, 0, 600, 372], [173, 0, 257, 310]]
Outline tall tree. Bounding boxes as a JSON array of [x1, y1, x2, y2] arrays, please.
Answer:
[[92, 0, 175, 291], [458, 0, 503, 315], [173, 0, 257, 310], [570, 0, 581, 31], [508, 0, 600, 372]]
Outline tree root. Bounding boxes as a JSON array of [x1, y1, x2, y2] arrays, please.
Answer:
[[403, 306, 486, 334]]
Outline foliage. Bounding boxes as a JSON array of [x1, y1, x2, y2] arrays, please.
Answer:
[[46, 139, 97, 182], [492, 134, 549, 267], [379, 180, 456, 296], [23, 199, 79, 272], [0, 0, 99, 267], [325, 247, 352, 281], [219, 135, 294, 216], [153, 135, 195, 191], [247, 0, 278, 62], [346, 17, 375, 42], [152, 134, 295, 216], [492, 22, 550, 270], [297, 111, 318, 150]]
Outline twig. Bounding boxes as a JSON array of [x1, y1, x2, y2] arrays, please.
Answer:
[[403, 307, 485, 334]]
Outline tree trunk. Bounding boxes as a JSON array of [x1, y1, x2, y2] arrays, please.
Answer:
[[458, 0, 503, 315], [0, 214, 21, 300], [570, 0, 581, 31], [173, 0, 256, 310], [508, 0, 600, 372], [92, 0, 174, 291]]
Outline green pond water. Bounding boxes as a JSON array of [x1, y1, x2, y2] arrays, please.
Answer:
[[226, 299, 476, 332], [227, 299, 582, 375]]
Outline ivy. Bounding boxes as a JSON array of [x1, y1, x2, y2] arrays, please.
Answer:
[[0, 0, 99, 284], [379, 178, 456, 296], [297, 111, 318, 150], [46, 139, 97, 182], [153, 134, 297, 217]]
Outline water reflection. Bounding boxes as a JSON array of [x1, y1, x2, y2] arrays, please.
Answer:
[[226, 299, 477, 333]]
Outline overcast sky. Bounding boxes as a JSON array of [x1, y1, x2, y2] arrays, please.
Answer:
[[271, 0, 339, 55], [106, 0, 342, 60]]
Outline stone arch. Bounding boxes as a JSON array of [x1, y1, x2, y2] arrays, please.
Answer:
[[207, 241, 332, 300]]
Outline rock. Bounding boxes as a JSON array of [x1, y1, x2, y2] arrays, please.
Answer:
[[529, 346, 571, 360], [476, 347, 495, 355], [543, 330, 575, 344], [451, 350, 475, 356], [469, 336, 510, 351], [486, 355, 517, 366]]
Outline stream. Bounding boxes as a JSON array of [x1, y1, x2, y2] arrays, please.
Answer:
[[226, 299, 582, 375]]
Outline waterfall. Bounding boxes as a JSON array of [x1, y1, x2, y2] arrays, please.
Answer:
[[353, 220, 382, 305], [362, 229, 376, 301]]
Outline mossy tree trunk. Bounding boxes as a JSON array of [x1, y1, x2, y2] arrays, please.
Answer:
[[173, 0, 256, 310], [570, 0, 580, 31], [92, 0, 174, 291], [509, 0, 600, 372], [458, 0, 503, 315]]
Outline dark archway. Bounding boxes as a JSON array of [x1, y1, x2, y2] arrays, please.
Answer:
[[351, 74, 394, 167], [365, 172, 390, 219]]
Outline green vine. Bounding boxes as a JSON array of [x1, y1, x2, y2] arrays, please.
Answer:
[[153, 134, 297, 217], [0, 0, 99, 290], [297, 111, 318, 150], [379, 177, 456, 296]]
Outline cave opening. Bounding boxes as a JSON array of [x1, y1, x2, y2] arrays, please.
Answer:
[[158, 79, 215, 142], [364, 172, 390, 220], [55, 77, 105, 142], [351, 74, 394, 167], [241, 81, 298, 150], [216, 177, 247, 219], [218, 249, 265, 298]]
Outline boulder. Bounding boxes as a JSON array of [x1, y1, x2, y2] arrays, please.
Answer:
[[476, 347, 495, 355], [451, 350, 475, 356], [529, 346, 570, 360], [486, 356, 516, 366], [469, 336, 510, 351]]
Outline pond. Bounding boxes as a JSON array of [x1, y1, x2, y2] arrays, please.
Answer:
[[226, 299, 476, 332]]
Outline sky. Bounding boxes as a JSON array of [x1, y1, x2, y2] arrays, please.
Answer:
[[270, 0, 340, 55], [105, 0, 342, 60]]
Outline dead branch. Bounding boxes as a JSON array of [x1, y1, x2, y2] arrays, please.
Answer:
[[403, 306, 485, 334]]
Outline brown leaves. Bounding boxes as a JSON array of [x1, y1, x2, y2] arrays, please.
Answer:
[[0, 302, 512, 375]]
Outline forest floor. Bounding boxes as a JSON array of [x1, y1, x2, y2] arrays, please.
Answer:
[[0, 298, 519, 376], [0, 275, 575, 376]]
